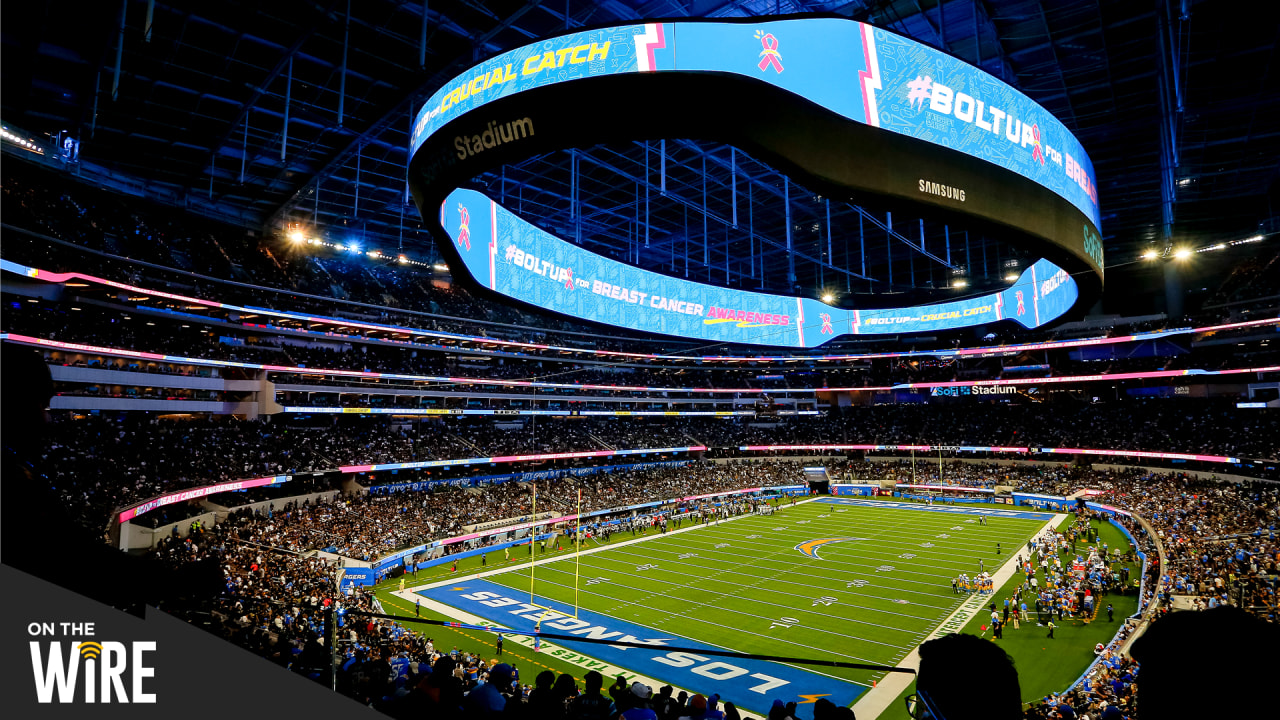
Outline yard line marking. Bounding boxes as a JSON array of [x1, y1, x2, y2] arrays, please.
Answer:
[[607, 544, 956, 606], [678, 532, 1027, 574], [533, 555, 940, 630], [491, 568, 906, 663]]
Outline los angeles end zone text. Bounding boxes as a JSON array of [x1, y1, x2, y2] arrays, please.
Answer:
[[418, 498, 1052, 714], [410, 18, 1102, 347]]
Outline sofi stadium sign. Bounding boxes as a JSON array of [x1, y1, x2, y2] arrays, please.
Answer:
[[409, 17, 1101, 348]]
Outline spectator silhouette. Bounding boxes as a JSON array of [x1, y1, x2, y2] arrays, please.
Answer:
[[917, 633, 1021, 720], [1, 346, 221, 613], [1131, 606, 1280, 718]]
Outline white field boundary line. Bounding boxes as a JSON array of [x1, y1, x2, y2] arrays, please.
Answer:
[[661, 527, 1034, 585], [501, 545, 912, 663], [590, 528, 999, 616], [593, 506, 977, 604], [850, 512, 1068, 720], [669, 526, 1035, 580], [405, 496, 821, 594], [555, 549, 952, 624], [521, 542, 923, 652], [527, 499, 983, 654], [478, 499, 884, 685], [469, 500, 1018, 664]]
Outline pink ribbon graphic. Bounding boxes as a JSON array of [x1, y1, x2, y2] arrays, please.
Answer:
[[457, 205, 471, 251], [1016, 290, 1026, 316], [820, 313, 834, 335], [757, 33, 783, 73], [1031, 124, 1044, 165], [564, 268, 574, 290]]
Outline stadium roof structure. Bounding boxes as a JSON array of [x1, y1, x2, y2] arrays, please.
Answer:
[[2, 0, 1276, 308]]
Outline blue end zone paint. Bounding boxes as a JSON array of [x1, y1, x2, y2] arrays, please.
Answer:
[[416, 578, 865, 713], [814, 497, 1051, 520]]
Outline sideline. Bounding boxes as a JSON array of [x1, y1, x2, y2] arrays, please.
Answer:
[[849, 512, 1068, 720]]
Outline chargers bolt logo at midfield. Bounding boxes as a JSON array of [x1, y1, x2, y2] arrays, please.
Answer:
[[457, 204, 471, 251], [795, 537, 867, 559], [755, 30, 783, 73]]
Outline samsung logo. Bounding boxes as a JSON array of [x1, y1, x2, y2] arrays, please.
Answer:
[[918, 179, 965, 202]]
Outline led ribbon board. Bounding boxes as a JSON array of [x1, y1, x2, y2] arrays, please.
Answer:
[[438, 188, 1077, 346], [409, 18, 1101, 348]]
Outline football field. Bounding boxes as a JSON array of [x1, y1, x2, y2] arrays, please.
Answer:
[[413, 498, 1056, 716]]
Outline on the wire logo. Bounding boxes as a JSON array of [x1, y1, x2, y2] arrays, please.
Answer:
[[27, 621, 156, 703]]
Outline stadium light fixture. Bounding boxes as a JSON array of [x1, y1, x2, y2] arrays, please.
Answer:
[[433, 263, 448, 271], [288, 230, 305, 243], [347, 243, 361, 254], [1004, 272, 1018, 282], [821, 292, 835, 303], [398, 255, 409, 264], [952, 279, 968, 289], [1141, 249, 1159, 261], [1173, 248, 1192, 260]]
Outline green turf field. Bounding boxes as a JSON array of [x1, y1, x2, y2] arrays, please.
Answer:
[[378, 498, 1137, 717], [474, 499, 1048, 701]]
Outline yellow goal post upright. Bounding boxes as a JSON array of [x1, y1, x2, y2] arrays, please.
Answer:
[[526, 481, 583, 626]]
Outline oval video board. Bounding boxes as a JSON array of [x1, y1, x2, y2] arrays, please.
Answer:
[[408, 17, 1101, 348]]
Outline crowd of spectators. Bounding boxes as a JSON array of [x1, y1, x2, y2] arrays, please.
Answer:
[[8, 157, 1280, 720], [35, 398, 1280, 529], [131, 455, 1278, 719]]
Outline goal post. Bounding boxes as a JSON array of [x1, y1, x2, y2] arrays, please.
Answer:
[[526, 482, 583, 621]]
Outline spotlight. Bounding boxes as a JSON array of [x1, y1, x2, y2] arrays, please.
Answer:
[[1173, 248, 1192, 260], [1141, 249, 1159, 261], [821, 293, 835, 303], [1004, 273, 1018, 282], [952, 279, 968, 289], [433, 263, 448, 271], [288, 230, 305, 243], [347, 243, 361, 254], [398, 255, 408, 264]]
